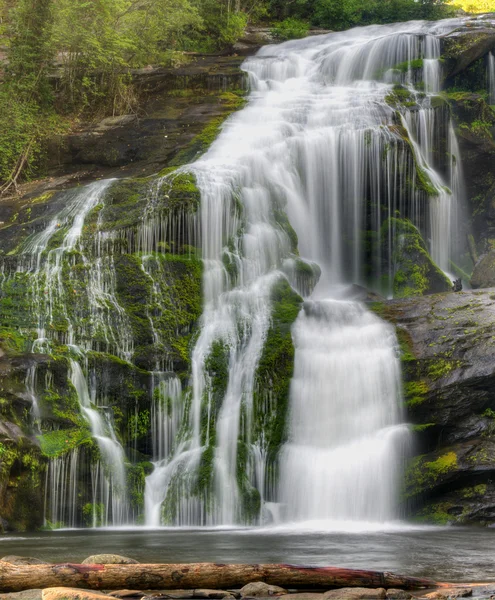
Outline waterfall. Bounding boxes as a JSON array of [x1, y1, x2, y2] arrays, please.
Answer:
[[5, 19, 472, 528], [69, 358, 129, 525], [489, 51, 495, 105], [143, 20, 468, 526]]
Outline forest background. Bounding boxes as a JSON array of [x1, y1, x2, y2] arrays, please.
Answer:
[[0, 0, 492, 191]]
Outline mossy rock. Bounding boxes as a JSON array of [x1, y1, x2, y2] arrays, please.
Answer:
[[382, 218, 451, 298], [471, 250, 495, 288]]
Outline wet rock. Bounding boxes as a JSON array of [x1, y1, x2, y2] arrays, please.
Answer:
[[385, 591, 413, 599], [0, 556, 49, 565], [471, 251, 495, 288], [239, 584, 287, 598], [371, 289, 495, 524], [0, 591, 43, 600], [193, 592, 236, 599], [42, 590, 112, 600], [382, 218, 451, 299], [424, 588, 472, 599], [323, 589, 386, 599], [81, 554, 138, 565]]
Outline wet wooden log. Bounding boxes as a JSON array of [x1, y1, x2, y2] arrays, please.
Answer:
[[0, 562, 438, 593]]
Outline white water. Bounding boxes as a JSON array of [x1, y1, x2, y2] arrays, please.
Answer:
[[143, 19, 472, 526], [489, 51, 495, 105], [70, 358, 129, 526]]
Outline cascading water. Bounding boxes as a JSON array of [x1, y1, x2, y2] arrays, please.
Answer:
[[489, 51, 495, 105], [143, 19, 468, 526]]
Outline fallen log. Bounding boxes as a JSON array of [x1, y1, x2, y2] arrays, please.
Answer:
[[0, 562, 438, 593]]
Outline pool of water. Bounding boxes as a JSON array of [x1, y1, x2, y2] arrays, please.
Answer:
[[1, 523, 494, 583]]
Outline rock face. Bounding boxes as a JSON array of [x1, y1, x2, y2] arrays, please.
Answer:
[[471, 250, 495, 288], [383, 218, 451, 298], [371, 289, 495, 524]]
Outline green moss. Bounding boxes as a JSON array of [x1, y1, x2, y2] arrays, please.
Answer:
[[405, 451, 458, 498], [385, 84, 417, 108], [427, 358, 460, 380], [411, 423, 435, 432], [460, 484, 487, 499], [404, 380, 429, 406], [253, 278, 303, 460], [393, 59, 424, 73], [37, 428, 92, 458], [415, 502, 455, 525], [382, 218, 451, 298]]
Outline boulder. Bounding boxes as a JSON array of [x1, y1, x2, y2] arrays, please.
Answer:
[[385, 591, 412, 599], [0, 556, 49, 565], [471, 250, 495, 288], [42, 590, 112, 600], [323, 589, 386, 599], [239, 583, 287, 598], [424, 588, 472, 599], [81, 554, 138, 565]]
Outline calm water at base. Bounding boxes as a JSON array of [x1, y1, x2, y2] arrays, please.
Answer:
[[1, 524, 495, 582]]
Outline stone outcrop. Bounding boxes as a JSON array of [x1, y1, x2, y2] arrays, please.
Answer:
[[370, 288, 495, 524]]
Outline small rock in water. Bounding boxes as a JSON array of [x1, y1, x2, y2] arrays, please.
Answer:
[[424, 589, 472, 599], [323, 589, 386, 600], [279, 594, 324, 600], [385, 591, 413, 599], [107, 592, 146, 599], [81, 554, 139, 565], [1, 556, 50, 565], [193, 591, 236, 599], [0, 591, 43, 600], [240, 583, 287, 598], [42, 589, 112, 600]]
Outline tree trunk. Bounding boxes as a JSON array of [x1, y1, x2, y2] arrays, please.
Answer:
[[0, 562, 438, 593]]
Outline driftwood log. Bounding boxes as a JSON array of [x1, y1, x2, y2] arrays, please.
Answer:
[[0, 562, 438, 593]]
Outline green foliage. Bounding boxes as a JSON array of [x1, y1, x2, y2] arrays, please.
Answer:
[[272, 18, 309, 40], [37, 428, 92, 458], [405, 450, 458, 498], [82, 502, 105, 527]]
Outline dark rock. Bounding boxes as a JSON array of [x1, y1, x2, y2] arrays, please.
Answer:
[[81, 554, 139, 565], [372, 289, 495, 523], [471, 250, 495, 288], [0, 556, 49, 565], [442, 25, 495, 78]]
